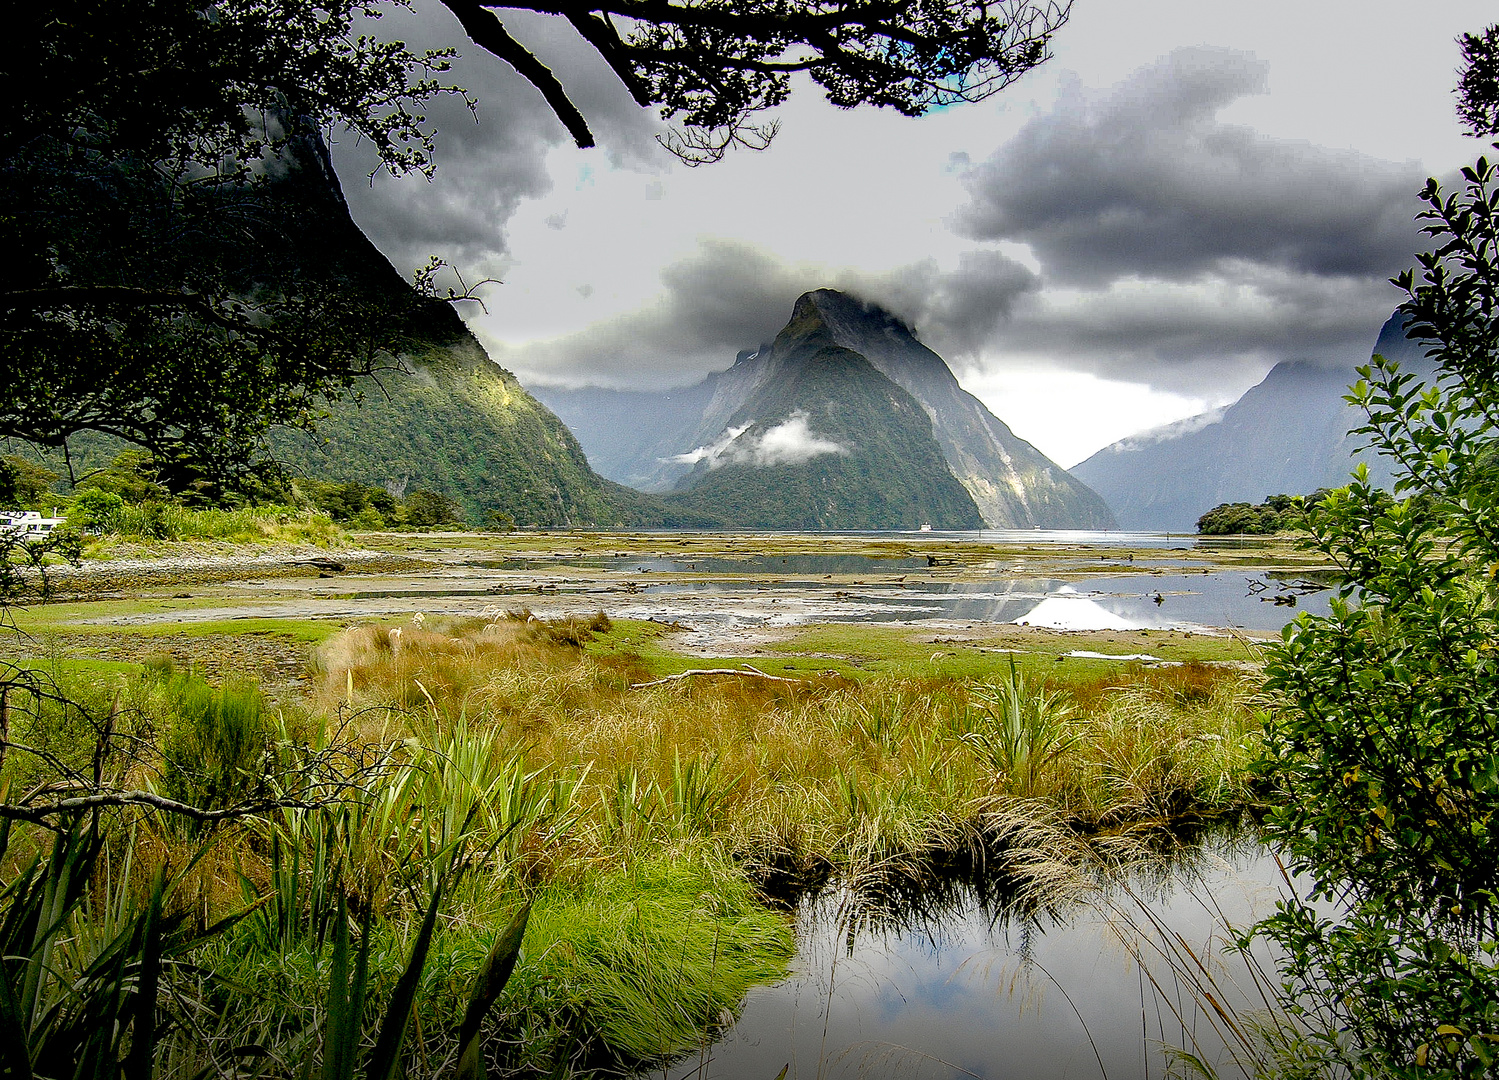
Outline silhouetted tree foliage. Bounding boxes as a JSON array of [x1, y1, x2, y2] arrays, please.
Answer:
[[2, 0, 471, 500], [1458, 24, 1499, 139], [438, 0, 1070, 162], [301, 478, 464, 527]]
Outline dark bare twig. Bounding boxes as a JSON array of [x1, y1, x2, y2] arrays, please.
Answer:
[[0, 790, 329, 828]]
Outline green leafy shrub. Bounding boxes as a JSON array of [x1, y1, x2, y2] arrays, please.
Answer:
[[1196, 492, 1334, 535], [157, 674, 270, 811], [401, 488, 462, 527], [67, 487, 126, 531], [1254, 155, 1499, 1076]]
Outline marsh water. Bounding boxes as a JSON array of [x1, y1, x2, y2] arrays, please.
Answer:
[[658, 831, 1290, 1080], [105, 530, 1332, 643]]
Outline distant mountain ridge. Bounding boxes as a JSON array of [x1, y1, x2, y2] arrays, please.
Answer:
[[1071, 313, 1432, 532], [536, 289, 1116, 529]]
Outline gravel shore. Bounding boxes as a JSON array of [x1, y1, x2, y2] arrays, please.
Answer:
[[30, 546, 433, 598]]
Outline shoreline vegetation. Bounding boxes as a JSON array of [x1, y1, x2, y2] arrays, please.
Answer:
[[1, 531, 1280, 1076]]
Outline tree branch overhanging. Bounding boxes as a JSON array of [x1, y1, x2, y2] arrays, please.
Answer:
[[448, 0, 1069, 155], [437, 0, 597, 147]]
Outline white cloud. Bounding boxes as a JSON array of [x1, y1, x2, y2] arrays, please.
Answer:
[[670, 423, 752, 467], [672, 412, 849, 470], [751, 413, 850, 466]]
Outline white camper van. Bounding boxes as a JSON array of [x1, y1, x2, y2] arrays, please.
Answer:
[[0, 510, 66, 540]]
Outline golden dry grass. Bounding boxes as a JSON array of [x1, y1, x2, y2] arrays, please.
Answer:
[[307, 613, 1261, 882]]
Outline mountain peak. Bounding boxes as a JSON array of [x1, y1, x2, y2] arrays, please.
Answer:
[[532, 290, 1116, 529], [791, 288, 918, 342], [770, 288, 1113, 528], [1070, 313, 1432, 530]]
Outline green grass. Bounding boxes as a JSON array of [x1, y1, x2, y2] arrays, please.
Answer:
[[202, 856, 791, 1076], [762, 622, 1264, 681], [501, 860, 793, 1066], [579, 618, 1265, 686], [80, 504, 345, 551], [11, 599, 345, 645]]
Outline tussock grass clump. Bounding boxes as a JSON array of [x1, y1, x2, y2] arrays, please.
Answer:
[[157, 673, 269, 812], [1082, 672, 1258, 820], [311, 617, 1261, 883], [315, 611, 616, 718], [498, 859, 793, 1068]]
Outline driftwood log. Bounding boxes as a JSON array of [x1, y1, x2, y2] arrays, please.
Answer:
[[630, 664, 804, 689]]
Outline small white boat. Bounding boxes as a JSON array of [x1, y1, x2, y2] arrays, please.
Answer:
[[918, 523, 932, 532]]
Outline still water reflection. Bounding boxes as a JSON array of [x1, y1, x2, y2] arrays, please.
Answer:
[[664, 834, 1286, 1080], [582, 571, 1327, 635], [86, 531, 1331, 639], [444, 544, 1331, 635]]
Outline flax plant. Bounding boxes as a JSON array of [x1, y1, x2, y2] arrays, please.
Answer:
[[961, 659, 1083, 799]]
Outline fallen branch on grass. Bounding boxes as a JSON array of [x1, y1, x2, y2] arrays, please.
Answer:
[[630, 664, 805, 689], [0, 789, 325, 827]]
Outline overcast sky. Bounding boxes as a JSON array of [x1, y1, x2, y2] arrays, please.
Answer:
[[331, 0, 1495, 467]]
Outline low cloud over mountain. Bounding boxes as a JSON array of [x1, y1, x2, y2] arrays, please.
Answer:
[[672, 411, 850, 470], [504, 240, 1042, 390]]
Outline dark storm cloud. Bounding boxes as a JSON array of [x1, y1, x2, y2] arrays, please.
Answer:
[[956, 47, 1426, 286], [505, 240, 1042, 389], [987, 265, 1402, 395], [331, 1, 663, 278], [500, 240, 821, 388], [852, 250, 1042, 359]]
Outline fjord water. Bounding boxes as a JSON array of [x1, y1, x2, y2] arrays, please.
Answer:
[[462, 529, 1329, 635]]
